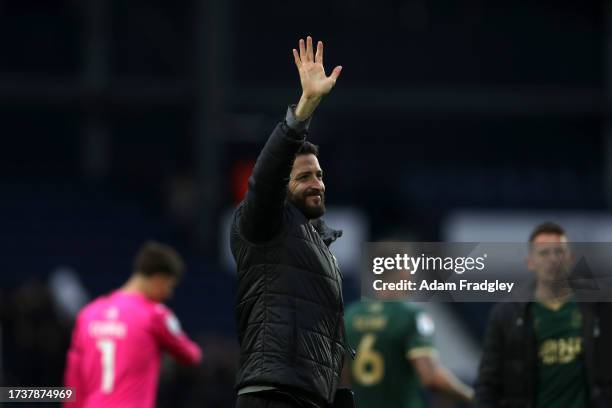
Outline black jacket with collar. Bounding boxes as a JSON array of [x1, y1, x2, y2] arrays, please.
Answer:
[[475, 300, 612, 408], [230, 119, 346, 405]]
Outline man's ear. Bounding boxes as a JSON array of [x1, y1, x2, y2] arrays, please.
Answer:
[[525, 254, 534, 272]]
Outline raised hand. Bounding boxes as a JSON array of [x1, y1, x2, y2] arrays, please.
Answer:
[[292, 36, 342, 120], [293, 36, 342, 99]]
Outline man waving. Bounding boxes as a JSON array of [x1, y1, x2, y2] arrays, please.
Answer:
[[231, 36, 348, 408]]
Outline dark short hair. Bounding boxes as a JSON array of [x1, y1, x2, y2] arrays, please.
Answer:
[[133, 241, 184, 279], [296, 141, 319, 157], [529, 222, 566, 243]]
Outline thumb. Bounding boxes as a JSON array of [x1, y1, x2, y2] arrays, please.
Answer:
[[330, 65, 343, 82]]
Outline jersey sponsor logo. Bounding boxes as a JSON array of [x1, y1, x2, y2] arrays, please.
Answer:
[[165, 313, 182, 336], [539, 336, 582, 365], [416, 313, 435, 337]]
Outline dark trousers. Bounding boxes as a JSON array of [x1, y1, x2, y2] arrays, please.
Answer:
[[236, 392, 306, 408]]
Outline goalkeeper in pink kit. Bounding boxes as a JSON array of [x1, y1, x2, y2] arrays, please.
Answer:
[[63, 241, 202, 408]]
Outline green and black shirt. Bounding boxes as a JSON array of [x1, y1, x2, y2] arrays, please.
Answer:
[[533, 298, 589, 408], [345, 301, 436, 408]]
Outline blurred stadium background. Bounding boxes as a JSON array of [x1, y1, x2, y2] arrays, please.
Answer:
[[0, 0, 608, 406]]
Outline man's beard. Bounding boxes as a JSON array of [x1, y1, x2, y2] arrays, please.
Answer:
[[548, 263, 572, 281], [288, 189, 326, 219], [541, 263, 572, 288]]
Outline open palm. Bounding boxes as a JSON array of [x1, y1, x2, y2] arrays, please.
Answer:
[[293, 36, 342, 99]]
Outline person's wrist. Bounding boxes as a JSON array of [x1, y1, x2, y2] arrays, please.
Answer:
[[300, 92, 322, 102], [295, 93, 322, 121], [285, 104, 312, 133]]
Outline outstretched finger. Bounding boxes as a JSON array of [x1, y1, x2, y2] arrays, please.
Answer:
[[292, 49, 301, 68], [330, 65, 343, 82], [306, 36, 314, 62], [299, 38, 306, 62], [315, 41, 323, 64]]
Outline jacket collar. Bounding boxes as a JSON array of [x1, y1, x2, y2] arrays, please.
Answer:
[[310, 218, 343, 247], [286, 202, 343, 247]]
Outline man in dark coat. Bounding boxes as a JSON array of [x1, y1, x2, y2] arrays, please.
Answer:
[[231, 36, 349, 408], [475, 222, 612, 408]]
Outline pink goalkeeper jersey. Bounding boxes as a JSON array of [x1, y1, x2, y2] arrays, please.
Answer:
[[63, 290, 202, 408]]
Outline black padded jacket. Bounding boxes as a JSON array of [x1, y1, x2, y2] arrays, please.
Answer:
[[230, 119, 347, 405]]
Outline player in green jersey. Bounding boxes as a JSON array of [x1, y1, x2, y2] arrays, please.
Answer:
[[533, 298, 587, 407], [344, 272, 474, 408], [475, 222, 608, 407]]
